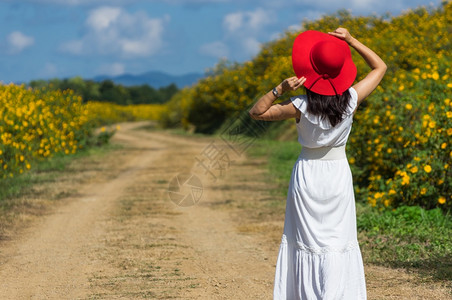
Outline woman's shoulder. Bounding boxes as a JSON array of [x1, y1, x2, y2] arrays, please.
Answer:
[[349, 86, 358, 100], [346, 87, 358, 115], [290, 94, 332, 129], [290, 94, 307, 112]]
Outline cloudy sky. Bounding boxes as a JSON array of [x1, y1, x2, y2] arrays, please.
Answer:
[[0, 0, 441, 83]]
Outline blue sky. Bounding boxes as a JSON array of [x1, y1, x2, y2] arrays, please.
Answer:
[[0, 0, 442, 83]]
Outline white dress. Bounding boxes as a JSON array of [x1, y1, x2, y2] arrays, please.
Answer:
[[273, 87, 367, 300]]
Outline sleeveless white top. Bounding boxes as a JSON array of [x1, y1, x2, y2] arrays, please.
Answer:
[[290, 87, 358, 148]]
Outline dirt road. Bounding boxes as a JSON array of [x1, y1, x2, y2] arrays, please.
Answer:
[[0, 122, 449, 299]]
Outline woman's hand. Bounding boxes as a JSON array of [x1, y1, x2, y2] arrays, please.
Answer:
[[328, 28, 353, 45], [280, 76, 306, 94], [249, 76, 305, 121]]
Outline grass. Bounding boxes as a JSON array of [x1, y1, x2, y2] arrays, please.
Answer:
[[0, 143, 120, 203], [357, 204, 452, 280], [247, 138, 301, 196], [246, 138, 452, 281]]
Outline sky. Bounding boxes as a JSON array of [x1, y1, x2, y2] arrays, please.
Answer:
[[0, 0, 442, 83]]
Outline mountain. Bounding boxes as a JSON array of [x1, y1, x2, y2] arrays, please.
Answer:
[[93, 71, 204, 88]]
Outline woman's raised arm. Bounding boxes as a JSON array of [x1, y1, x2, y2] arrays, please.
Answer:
[[328, 28, 387, 106], [249, 76, 305, 121]]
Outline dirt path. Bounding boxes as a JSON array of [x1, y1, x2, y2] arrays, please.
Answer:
[[0, 121, 449, 299]]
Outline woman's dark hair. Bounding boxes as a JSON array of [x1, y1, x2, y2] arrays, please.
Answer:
[[305, 88, 351, 127]]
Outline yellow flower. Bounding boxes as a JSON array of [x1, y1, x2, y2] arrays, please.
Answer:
[[420, 188, 427, 195], [431, 72, 439, 80], [424, 165, 432, 173], [441, 143, 447, 149], [448, 128, 452, 136], [428, 121, 436, 128], [438, 179, 444, 185], [383, 199, 391, 207], [400, 172, 410, 185], [388, 189, 396, 195], [447, 111, 452, 118], [101, 127, 106, 132], [405, 103, 412, 110], [410, 166, 418, 173], [349, 157, 355, 164], [398, 84, 404, 91], [438, 196, 446, 205]]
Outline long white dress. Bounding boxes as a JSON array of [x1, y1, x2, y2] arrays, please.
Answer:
[[273, 87, 367, 300]]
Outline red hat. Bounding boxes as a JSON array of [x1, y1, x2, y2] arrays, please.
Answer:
[[292, 30, 357, 96]]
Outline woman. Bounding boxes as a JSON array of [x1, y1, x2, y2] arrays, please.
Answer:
[[249, 28, 386, 299]]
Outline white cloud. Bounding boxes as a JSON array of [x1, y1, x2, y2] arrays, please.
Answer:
[[39, 62, 59, 78], [86, 6, 121, 31], [223, 8, 271, 33], [223, 12, 243, 32], [287, 23, 303, 32], [215, 8, 271, 58], [248, 8, 269, 29], [199, 41, 228, 58], [97, 62, 125, 76], [6, 31, 35, 54], [60, 40, 84, 55], [60, 7, 169, 58], [242, 37, 261, 55]]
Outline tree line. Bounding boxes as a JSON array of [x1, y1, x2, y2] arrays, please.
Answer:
[[28, 76, 179, 105]]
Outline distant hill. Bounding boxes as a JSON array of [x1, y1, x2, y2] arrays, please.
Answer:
[[93, 71, 204, 88]]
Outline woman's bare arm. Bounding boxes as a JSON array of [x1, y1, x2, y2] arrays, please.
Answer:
[[249, 76, 305, 121], [328, 28, 387, 106]]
